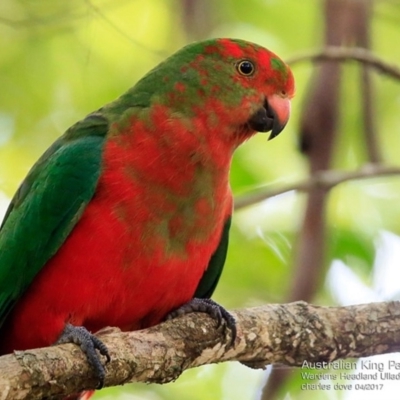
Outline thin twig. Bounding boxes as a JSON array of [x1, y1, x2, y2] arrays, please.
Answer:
[[287, 46, 400, 81], [234, 164, 400, 210], [85, 0, 168, 58]]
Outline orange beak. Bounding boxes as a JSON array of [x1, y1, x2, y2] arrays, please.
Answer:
[[266, 94, 291, 140]]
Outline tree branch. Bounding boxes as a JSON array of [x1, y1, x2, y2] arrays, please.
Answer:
[[1, 301, 399, 399], [234, 164, 400, 210], [287, 46, 400, 81]]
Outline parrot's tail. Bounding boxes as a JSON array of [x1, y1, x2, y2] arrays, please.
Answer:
[[63, 390, 95, 400]]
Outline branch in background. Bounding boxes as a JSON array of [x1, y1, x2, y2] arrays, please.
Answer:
[[1, 301, 400, 400], [234, 164, 400, 210], [263, 2, 368, 398], [288, 46, 400, 81], [180, 0, 216, 40], [356, 0, 381, 163]]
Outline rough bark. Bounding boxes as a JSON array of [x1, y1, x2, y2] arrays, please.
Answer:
[[0, 301, 399, 400]]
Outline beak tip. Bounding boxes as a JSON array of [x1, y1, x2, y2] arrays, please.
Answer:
[[267, 121, 287, 141]]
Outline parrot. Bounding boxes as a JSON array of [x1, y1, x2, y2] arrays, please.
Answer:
[[0, 38, 294, 398]]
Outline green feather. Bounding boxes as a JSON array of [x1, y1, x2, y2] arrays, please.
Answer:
[[0, 113, 108, 327], [194, 216, 231, 299]]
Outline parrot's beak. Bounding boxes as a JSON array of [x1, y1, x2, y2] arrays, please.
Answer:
[[266, 94, 291, 140], [247, 94, 291, 140]]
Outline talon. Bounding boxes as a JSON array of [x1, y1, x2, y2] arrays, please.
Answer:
[[57, 323, 110, 389], [167, 298, 237, 347]]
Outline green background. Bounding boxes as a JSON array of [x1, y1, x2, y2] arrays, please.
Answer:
[[1, 1, 399, 399]]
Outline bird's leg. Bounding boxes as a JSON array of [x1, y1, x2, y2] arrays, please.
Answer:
[[166, 298, 237, 347], [56, 323, 111, 388]]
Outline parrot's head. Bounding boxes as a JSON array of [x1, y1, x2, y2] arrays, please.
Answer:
[[193, 38, 295, 142], [128, 38, 295, 147]]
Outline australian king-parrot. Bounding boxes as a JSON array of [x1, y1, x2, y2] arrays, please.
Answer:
[[0, 38, 295, 398]]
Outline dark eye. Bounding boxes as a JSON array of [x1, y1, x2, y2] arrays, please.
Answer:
[[237, 60, 255, 76]]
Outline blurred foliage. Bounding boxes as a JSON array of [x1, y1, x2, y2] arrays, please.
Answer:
[[1, 0, 400, 399]]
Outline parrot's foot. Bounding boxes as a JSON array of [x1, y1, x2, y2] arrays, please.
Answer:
[[57, 323, 111, 389], [166, 298, 237, 347]]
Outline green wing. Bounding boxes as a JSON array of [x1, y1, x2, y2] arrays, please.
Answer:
[[194, 216, 231, 299], [0, 113, 109, 328]]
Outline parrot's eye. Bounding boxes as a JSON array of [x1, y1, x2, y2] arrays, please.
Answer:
[[237, 60, 255, 76]]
